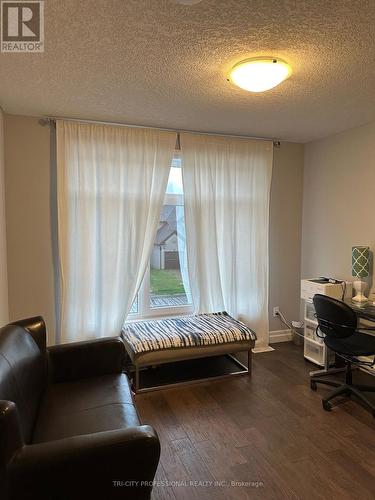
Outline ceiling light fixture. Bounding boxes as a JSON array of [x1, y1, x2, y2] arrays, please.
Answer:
[[229, 57, 292, 92]]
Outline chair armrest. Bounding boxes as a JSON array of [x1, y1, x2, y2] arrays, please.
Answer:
[[48, 337, 126, 383], [8, 425, 160, 500]]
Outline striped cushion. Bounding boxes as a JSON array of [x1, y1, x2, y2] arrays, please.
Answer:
[[122, 311, 256, 354]]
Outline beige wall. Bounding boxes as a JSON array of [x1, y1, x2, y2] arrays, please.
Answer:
[[269, 143, 304, 331], [302, 120, 375, 292], [3, 114, 304, 344], [4, 114, 56, 343], [0, 108, 9, 326]]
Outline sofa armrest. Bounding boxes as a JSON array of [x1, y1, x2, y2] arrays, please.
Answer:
[[8, 425, 160, 500], [0, 401, 23, 466], [10, 316, 46, 353], [48, 337, 126, 383]]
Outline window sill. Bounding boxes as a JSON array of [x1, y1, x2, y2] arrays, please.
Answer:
[[127, 306, 193, 323]]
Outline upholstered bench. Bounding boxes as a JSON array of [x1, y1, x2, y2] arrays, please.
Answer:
[[122, 311, 256, 392]]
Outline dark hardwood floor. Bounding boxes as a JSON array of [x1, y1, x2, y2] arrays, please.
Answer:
[[136, 342, 375, 500]]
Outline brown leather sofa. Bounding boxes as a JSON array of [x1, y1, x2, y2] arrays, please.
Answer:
[[0, 317, 160, 500]]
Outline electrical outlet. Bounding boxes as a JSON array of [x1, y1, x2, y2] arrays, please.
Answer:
[[273, 306, 280, 318]]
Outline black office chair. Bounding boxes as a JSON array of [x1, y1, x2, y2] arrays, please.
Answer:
[[311, 294, 375, 416]]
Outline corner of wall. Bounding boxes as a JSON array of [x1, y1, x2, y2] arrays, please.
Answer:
[[0, 107, 9, 326], [269, 141, 304, 331]]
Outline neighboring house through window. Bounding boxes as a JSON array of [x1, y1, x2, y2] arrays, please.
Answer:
[[129, 156, 192, 318]]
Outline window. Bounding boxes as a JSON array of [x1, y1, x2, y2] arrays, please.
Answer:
[[129, 156, 192, 319]]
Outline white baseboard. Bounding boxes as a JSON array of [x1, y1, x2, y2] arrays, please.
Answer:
[[269, 329, 293, 344]]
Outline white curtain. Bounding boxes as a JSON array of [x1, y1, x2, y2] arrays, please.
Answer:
[[57, 121, 175, 342], [180, 133, 273, 350], [176, 204, 192, 303]]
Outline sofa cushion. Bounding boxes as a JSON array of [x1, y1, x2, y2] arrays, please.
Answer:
[[32, 373, 139, 443], [0, 325, 46, 443]]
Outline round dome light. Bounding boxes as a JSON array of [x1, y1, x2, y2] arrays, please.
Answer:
[[229, 57, 292, 92]]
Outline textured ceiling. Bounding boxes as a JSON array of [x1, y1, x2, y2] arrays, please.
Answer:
[[1, 0, 375, 142]]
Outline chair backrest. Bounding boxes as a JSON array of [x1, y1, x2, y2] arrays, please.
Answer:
[[0, 317, 47, 444], [313, 294, 357, 339]]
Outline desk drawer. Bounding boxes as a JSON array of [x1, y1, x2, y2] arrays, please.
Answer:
[[304, 322, 323, 344], [304, 337, 334, 366], [305, 301, 317, 323]]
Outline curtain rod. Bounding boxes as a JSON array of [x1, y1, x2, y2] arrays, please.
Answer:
[[38, 116, 281, 148]]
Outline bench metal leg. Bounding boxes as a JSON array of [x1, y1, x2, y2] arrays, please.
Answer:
[[248, 350, 252, 375], [132, 349, 252, 393], [135, 365, 140, 393]]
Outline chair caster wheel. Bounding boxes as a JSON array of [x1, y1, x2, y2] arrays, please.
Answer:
[[310, 380, 317, 391], [322, 400, 332, 412]]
